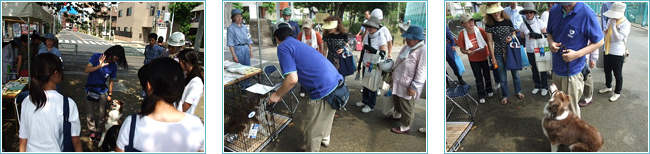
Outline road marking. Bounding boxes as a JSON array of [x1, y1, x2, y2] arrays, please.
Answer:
[[69, 31, 85, 41], [89, 41, 96, 45], [59, 40, 63, 43], [64, 40, 69, 43], [70, 40, 76, 43], [83, 41, 89, 44]]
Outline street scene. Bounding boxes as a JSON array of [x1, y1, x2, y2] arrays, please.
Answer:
[[2, 2, 205, 152], [223, 2, 427, 152], [445, 2, 648, 152]]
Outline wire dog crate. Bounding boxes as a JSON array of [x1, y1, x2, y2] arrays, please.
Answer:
[[224, 93, 292, 152]]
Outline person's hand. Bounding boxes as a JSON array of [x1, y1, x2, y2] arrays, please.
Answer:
[[337, 48, 344, 54], [589, 60, 596, 68], [550, 42, 562, 53], [491, 58, 498, 68], [561, 49, 580, 62], [505, 36, 512, 43], [107, 95, 112, 101], [408, 87, 416, 96], [467, 50, 475, 55], [233, 57, 239, 63], [268, 92, 281, 105], [98, 54, 109, 67], [250, 51, 253, 58]]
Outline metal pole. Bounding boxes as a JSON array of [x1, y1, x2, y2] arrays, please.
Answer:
[[27, 17, 30, 84], [169, 13, 174, 36], [257, 2, 262, 69]]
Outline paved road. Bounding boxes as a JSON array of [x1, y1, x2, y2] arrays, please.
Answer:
[[446, 24, 648, 152]]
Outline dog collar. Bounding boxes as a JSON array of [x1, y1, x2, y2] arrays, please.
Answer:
[[555, 110, 570, 120]]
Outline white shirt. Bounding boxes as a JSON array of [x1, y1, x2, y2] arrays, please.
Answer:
[[603, 19, 631, 56], [379, 26, 393, 43], [178, 77, 204, 114], [540, 11, 550, 24], [519, 17, 547, 53], [116, 114, 205, 152], [19, 90, 80, 152]]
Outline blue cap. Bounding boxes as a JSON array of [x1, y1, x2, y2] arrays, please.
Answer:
[[44, 33, 56, 40], [232, 9, 242, 15], [401, 25, 424, 41]]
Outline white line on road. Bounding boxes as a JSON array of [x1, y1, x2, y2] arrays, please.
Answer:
[[70, 40, 76, 43], [64, 40, 69, 43], [83, 41, 89, 44], [89, 41, 96, 45], [59, 40, 63, 43]]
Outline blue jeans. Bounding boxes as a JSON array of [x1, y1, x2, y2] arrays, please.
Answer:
[[495, 55, 522, 98], [234, 45, 251, 88], [362, 87, 377, 109]]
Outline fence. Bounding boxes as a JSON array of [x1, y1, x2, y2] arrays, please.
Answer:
[[585, 2, 647, 27]]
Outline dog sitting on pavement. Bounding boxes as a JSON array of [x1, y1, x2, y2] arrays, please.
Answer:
[[542, 84, 604, 152], [98, 99, 125, 148]]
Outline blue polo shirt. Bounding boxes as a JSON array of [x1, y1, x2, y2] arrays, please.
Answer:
[[144, 44, 164, 64], [277, 37, 342, 100], [547, 2, 603, 76], [85, 53, 117, 94], [37, 47, 61, 58], [288, 20, 301, 38]]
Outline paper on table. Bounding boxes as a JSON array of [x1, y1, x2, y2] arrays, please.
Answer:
[[245, 83, 275, 95]]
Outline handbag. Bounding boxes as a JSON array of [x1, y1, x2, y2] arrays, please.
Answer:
[[506, 36, 524, 70], [324, 80, 349, 111], [338, 47, 356, 76], [533, 34, 553, 72], [125, 114, 142, 152], [62, 96, 74, 152], [85, 84, 107, 101], [453, 51, 465, 74]]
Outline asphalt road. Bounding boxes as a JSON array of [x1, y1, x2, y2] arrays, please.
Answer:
[[446, 24, 649, 152]]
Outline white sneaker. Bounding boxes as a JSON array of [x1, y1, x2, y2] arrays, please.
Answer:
[[361, 105, 374, 113], [532, 88, 540, 95], [356, 101, 365, 107], [599, 88, 612, 94], [300, 93, 305, 97], [377, 90, 381, 95], [541, 89, 548, 96], [479, 98, 486, 104], [494, 83, 501, 90], [360, 89, 363, 92], [610, 94, 621, 102], [488, 92, 494, 97]]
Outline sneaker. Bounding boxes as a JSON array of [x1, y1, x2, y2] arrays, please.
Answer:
[[488, 92, 494, 97], [532, 88, 540, 95], [356, 101, 365, 107], [610, 94, 621, 102], [479, 98, 486, 104], [361, 105, 374, 113], [418, 127, 426, 134], [494, 83, 501, 90], [541, 89, 549, 96], [599, 88, 612, 94], [377, 90, 381, 95], [300, 93, 305, 98], [360, 89, 363, 92]]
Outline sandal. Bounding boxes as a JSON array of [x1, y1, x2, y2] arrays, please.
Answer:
[[517, 93, 525, 99], [501, 98, 508, 105]]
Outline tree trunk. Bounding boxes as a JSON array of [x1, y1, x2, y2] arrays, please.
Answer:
[[335, 2, 347, 21]]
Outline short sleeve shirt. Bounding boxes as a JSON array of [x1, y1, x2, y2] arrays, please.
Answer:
[[297, 31, 324, 52], [277, 37, 343, 100], [323, 33, 348, 65], [227, 23, 253, 47], [144, 44, 164, 64], [37, 47, 61, 58], [116, 114, 205, 152], [547, 2, 603, 76], [178, 77, 204, 115], [85, 53, 118, 94], [19, 90, 80, 152], [457, 28, 490, 62], [485, 19, 515, 55]]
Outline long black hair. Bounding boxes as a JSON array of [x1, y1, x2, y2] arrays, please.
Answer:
[[104, 45, 128, 69], [137, 57, 185, 117], [29, 53, 63, 111], [177, 49, 204, 85]]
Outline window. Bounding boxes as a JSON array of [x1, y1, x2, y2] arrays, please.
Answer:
[[127, 7, 132, 16], [162, 6, 165, 11], [150, 6, 155, 16], [125, 27, 129, 32], [118, 10, 122, 17], [117, 27, 120, 31]]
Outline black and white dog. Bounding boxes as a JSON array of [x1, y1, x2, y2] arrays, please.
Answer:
[[98, 99, 124, 150]]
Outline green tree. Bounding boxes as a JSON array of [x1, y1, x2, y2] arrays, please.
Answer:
[[233, 2, 243, 10], [169, 2, 203, 34], [37, 2, 114, 27], [262, 2, 275, 15]]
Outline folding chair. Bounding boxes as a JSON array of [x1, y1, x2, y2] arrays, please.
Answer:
[[14, 91, 29, 125], [445, 75, 478, 152], [262, 65, 300, 117]]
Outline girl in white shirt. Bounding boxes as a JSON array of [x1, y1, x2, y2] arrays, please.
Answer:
[[116, 58, 204, 152], [599, 2, 631, 102], [177, 49, 204, 115], [19, 53, 82, 152]]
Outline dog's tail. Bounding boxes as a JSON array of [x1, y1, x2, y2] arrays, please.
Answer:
[[569, 143, 599, 152]]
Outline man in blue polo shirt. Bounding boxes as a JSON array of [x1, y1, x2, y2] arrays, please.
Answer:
[[547, 2, 604, 118], [269, 23, 344, 152]]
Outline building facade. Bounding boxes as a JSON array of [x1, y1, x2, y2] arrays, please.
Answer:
[[115, 2, 169, 43]]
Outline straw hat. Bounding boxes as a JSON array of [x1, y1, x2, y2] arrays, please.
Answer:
[[485, 3, 504, 14], [519, 2, 538, 15], [322, 20, 338, 30], [603, 2, 626, 19]]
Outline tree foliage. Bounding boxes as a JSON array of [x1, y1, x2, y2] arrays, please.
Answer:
[[169, 2, 203, 34], [36, 2, 115, 26], [262, 2, 275, 15]]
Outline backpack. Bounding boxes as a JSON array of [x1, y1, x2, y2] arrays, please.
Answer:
[[62, 96, 74, 152], [124, 114, 142, 152]]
